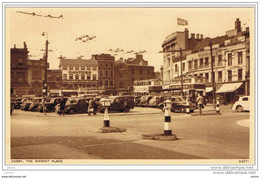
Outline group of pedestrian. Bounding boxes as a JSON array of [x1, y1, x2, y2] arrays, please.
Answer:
[[185, 92, 204, 116]]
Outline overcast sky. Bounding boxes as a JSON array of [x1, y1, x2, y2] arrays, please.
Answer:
[[7, 7, 252, 71]]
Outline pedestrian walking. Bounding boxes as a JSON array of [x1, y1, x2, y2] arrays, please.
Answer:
[[59, 96, 66, 116], [196, 93, 204, 116], [88, 99, 93, 115], [93, 99, 97, 115]]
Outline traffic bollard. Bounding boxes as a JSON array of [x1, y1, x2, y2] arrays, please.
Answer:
[[216, 97, 221, 114], [164, 100, 172, 135], [185, 99, 191, 116], [100, 98, 126, 133], [104, 106, 110, 127]]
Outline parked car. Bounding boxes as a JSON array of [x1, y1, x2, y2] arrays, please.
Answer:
[[147, 96, 164, 108], [99, 95, 134, 113], [13, 98, 23, 109], [158, 97, 196, 113], [65, 97, 89, 114], [231, 95, 250, 112], [38, 97, 63, 112], [134, 96, 141, 106], [29, 97, 43, 111], [20, 98, 33, 111], [138, 95, 153, 107]]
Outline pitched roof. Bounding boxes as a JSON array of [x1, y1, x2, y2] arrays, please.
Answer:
[[60, 58, 98, 66], [192, 35, 228, 53]]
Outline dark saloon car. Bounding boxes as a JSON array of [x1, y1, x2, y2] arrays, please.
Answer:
[[158, 97, 196, 113], [13, 98, 23, 109], [99, 95, 134, 113], [65, 97, 89, 114], [38, 97, 63, 112]]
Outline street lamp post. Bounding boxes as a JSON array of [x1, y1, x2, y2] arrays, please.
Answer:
[[42, 32, 49, 114], [209, 41, 216, 108], [179, 48, 184, 97]]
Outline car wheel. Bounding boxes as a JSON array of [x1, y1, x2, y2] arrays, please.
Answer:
[[69, 109, 75, 114], [124, 106, 130, 113], [236, 105, 243, 112]]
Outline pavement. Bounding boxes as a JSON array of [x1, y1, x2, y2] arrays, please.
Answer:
[[10, 105, 250, 160]]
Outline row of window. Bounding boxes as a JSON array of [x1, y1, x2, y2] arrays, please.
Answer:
[[168, 52, 243, 72], [99, 62, 114, 68], [195, 69, 243, 83], [62, 66, 97, 71], [131, 68, 151, 75], [63, 74, 97, 80], [99, 80, 114, 87], [99, 70, 114, 77]]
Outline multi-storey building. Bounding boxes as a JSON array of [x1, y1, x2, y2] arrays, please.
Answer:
[[92, 54, 115, 94], [27, 58, 47, 96], [161, 18, 250, 103], [59, 56, 99, 90], [11, 42, 51, 97], [114, 54, 155, 95], [11, 42, 29, 96]]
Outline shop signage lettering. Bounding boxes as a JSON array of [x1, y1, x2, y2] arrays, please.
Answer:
[[69, 71, 91, 74]]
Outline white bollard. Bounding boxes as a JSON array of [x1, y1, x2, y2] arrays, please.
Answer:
[[185, 98, 191, 117]]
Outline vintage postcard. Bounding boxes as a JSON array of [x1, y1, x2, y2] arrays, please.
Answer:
[[4, 3, 256, 173]]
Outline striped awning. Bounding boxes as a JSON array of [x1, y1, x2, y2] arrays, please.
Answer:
[[216, 82, 243, 93]]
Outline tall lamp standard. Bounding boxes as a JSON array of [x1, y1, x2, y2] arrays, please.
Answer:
[[209, 41, 216, 108], [42, 32, 49, 114]]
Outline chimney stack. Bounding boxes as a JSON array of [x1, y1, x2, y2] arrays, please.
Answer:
[[200, 34, 203, 40], [235, 18, 241, 32], [191, 33, 195, 39], [23, 42, 27, 49], [196, 34, 199, 39]]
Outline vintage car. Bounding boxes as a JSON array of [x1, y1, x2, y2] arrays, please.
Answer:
[[99, 95, 134, 113], [231, 95, 250, 112], [29, 97, 43, 111], [20, 98, 34, 111], [138, 95, 153, 107], [147, 96, 165, 108], [13, 98, 23, 109], [158, 97, 197, 113], [38, 97, 63, 112], [64, 97, 89, 114]]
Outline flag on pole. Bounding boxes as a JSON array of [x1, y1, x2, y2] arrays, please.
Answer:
[[177, 18, 188, 26]]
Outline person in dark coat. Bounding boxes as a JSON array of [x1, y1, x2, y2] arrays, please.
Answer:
[[60, 96, 66, 116]]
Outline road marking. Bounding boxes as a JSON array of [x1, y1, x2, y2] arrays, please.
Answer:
[[82, 140, 151, 148]]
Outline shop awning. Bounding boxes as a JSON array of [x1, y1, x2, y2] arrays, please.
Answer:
[[206, 87, 213, 93], [216, 82, 243, 93]]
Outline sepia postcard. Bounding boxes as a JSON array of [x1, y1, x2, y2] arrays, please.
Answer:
[[3, 2, 257, 174]]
